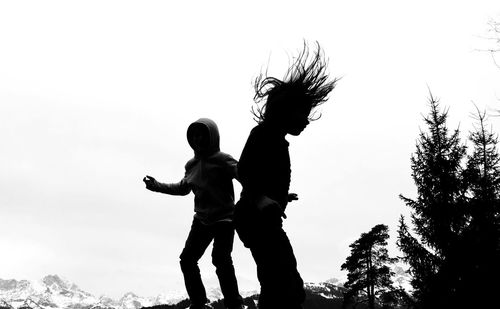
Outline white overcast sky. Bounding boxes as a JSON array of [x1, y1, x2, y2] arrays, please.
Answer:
[[1, 0, 500, 299]]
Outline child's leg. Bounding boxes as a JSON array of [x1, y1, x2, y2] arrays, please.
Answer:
[[249, 226, 305, 309], [179, 218, 214, 307], [211, 221, 243, 308]]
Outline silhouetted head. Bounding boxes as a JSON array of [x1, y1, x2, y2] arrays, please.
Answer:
[[252, 42, 338, 136], [187, 118, 220, 157]]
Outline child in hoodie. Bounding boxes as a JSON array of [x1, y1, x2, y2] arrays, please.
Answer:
[[143, 118, 243, 309], [235, 43, 337, 309]]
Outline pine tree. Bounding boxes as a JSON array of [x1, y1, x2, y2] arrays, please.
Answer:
[[460, 108, 500, 306], [341, 224, 396, 309], [397, 95, 467, 308]]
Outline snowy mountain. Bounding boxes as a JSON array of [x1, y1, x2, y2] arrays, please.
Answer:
[[0, 275, 186, 309], [199, 280, 346, 309], [304, 281, 344, 299], [0, 275, 348, 309], [1, 275, 96, 309], [392, 264, 412, 292]]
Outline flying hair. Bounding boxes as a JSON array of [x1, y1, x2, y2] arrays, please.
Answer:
[[251, 41, 338, 123]]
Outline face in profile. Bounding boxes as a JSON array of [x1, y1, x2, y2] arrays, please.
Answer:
[[283, 102, 311, 136]]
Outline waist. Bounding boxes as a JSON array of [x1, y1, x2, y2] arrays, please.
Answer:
[[239, 190, 288, 208]]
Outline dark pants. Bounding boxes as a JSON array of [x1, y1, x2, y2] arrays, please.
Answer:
[[234, 202, 305, 309], [179, 218, 243, 308]]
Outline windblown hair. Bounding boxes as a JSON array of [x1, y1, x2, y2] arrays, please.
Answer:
[[252, 41, 338, 123]]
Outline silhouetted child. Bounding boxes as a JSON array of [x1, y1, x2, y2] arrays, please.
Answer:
[[234, 42, 337, 309], [143, 118, 244, 309]]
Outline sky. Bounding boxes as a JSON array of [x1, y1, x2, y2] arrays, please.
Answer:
[[1, 0, 500, 300]]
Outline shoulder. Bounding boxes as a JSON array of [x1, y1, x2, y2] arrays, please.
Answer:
[[209, 151, 237, 164], [185, 157, 198, 170], [244, 124, 266, 144], [244, 123, 283, 148], [249, 124, 264, 136]]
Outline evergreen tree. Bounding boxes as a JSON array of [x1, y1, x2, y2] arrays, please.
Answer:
[[341, 224, 396, 309], [460, 108, 500, 306], [397, 95, 467, 308]]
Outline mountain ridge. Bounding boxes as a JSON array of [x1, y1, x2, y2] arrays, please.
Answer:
[[0, 275, 344, 309]]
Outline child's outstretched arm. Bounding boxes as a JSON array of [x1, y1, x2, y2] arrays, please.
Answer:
[[143, 175, 191, 196]]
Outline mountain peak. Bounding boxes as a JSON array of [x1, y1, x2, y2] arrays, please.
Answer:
[[42, 275, 65, 287], [325, 278, 343, 287], [41, 274, 80, 291], [0, 279, 31, 291], [120, 291, 138, 299]]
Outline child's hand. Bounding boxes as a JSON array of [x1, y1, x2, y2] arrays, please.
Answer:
[[143, 175, 159, 192], [256, 195, 287, 219], [288, 193, 299, 202]]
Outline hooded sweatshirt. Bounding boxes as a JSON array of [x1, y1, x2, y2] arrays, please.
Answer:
[[156, 118, 238, 225]]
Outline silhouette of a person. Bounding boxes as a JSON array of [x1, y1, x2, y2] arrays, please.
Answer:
[[234, 42, 337, 309], [144, 118, 244, 309]]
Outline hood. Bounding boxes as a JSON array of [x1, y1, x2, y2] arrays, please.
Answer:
[[187, 118, 220, 156]]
